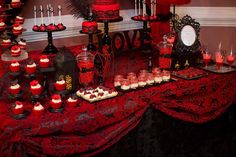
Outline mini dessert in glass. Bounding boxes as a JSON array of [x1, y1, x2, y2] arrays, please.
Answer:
[[215, 52, 224, 70], [25, 60, 37, 74], [121, 79, 130, 90], [9, 82, 21, 95], [39, 55, 50, 68], [146, 73, 154, 85], [203, 53, 211, 68], [30, 80, 43, 95], [114, 75, 124, 87], [10, 60, 20, 73], [162, 70, 171, 82], [50, 94, 62, 109], [130, 77, 139, 89], [138, 76, 147, 87], [2, 39, 11, 48], [12, 101, 24, 115], [57, 23, 66, 30], [152, 67, 161, 75], [32, 102, 44, 115], [54, 78, 66, 91], [227, 52, 235, 69], [127, 72, 136, 80], [154, 72, 163, 84], [66, 96, 78, 108], [11, 45, 21, 57]]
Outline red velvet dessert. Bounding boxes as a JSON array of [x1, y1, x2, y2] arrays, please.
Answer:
[[0, 21, 5, 31], [82, 21, 98, 33], [13, 24, 23, 35], [11, 0, 21, 8], [39, 55, 50, 68], [54, 78, 66, 91], [9, 82, 21, 95], [10, 60, 20, 72], [12, 101, 24, 115], [15, 16, 24, 24], [30, 80, 43, 95], [11, 45, 21, 57], [92, 0, 120, 20], [18, 39, 26, 50], [66, 96, 78, 108], [25, 61, 37, 74], [32, 102, 44, 115], [50, 94, 62, 109], [1, 39, 11, 48]]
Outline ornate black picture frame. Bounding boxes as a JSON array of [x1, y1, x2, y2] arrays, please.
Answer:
[[173, 15, 201, 68]]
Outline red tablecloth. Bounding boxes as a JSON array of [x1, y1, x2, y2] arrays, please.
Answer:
[[0, 47, 235, 157]]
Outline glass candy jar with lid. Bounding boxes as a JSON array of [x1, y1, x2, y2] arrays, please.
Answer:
[[76, 47, 95, 87], [158, 35, 173, 69]]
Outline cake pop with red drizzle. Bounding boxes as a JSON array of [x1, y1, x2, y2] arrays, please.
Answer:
[[39, 24, 46, 32], [57, 23, 65, 30], [33, 25, 39, 31]]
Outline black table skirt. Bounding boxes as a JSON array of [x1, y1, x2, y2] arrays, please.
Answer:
[[94, 103, 236, 157]]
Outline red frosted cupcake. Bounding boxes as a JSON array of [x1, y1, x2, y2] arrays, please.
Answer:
[[11, 0, 21, 8], [11, 45, 21, 57], [18, 39, 26, 50], [30, 80, 43, 95], [0, 21, 5, 31], [66, 96, 78, 108], [13, 24, 23, 35], [9, 82, 21, 95], [9, 60, 20, 72], [54, 78, 66, 91], [50, 94, 62, 109], [12, 101, 24, 115], [15, 16, 24, 24], [39, 55, 50, 68], [32, 102, 44, 115], [25, 61, 37, 74], [1, 39, 11, 48]]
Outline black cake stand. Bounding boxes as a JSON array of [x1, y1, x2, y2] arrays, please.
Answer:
[[80, 30, 102, 51], [33, 27, 66, 54]]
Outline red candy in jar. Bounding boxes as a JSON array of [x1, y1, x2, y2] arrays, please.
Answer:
[[77, 48, 95, 86]]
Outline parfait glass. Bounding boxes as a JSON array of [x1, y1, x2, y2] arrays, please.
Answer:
[[227, 53, 235, 69], [215, 52, 224, 71], [203, 53, 211, 68]]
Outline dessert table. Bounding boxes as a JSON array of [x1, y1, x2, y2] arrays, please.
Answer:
[[0, 46, 235, 157]]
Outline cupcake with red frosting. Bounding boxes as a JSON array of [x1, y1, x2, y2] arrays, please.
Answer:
[[11, 45, 21, 57], [50, 94, 62, 109], [0, 21, 5, 31], [10, 60, 20, 72], [13, 24, 23, 35], [32, 102, 44, 115], [18, 39, 26, 50], [54, 78, 66, 91], [66, 96, 78, 108], [11, 0, 21, 8], [15, 16, 24, 24], [12, 101, 24, 115], [9, 82, 21, 95], [39, 55, 50, 68], [1, 39, 11, 48], [25, 60, 37, 74], [30, 80, 43, 95]]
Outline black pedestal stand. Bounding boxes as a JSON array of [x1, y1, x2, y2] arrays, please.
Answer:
[[33, 27, 66, 54], [131, 17, 156, 72], [79, 30, 102, 51]]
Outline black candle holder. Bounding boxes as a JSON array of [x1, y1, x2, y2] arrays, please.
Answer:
[[32, 27, 66, 54], [79, 30, 102, 51]]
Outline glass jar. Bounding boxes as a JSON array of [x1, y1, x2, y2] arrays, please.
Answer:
[[158, 35, 173, 69]]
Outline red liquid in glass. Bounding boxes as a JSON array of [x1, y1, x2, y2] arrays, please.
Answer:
[[77, 61, 94, 85]]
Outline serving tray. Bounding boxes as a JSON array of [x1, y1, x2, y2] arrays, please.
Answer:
[[198, 64, 236, 74], [171, 68, 208, 80]]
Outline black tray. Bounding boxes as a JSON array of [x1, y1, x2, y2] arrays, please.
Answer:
[[115, 78, 176, 93], [198, 64, 236, 74], [171, 71, 208, 80]]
